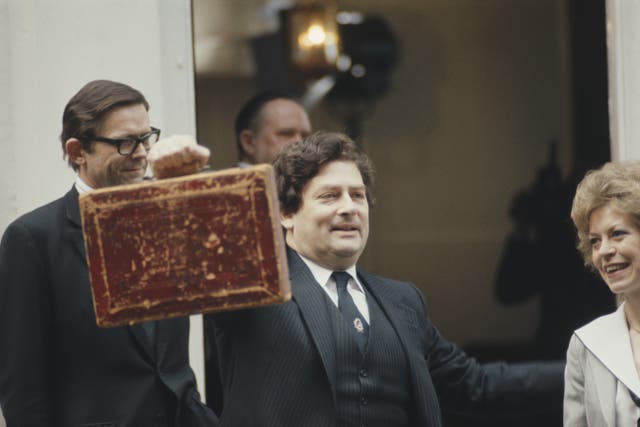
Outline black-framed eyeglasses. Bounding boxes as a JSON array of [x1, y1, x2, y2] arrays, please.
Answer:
[[89, 127, 161, 156]]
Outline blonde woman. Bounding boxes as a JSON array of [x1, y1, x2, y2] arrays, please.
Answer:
[[565, 161, 640, 426]]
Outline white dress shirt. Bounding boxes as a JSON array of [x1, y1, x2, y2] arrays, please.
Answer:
[[297, 253, 370, 323], [74, 175, 94, 194]]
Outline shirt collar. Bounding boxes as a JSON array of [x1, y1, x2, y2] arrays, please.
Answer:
[[296, 252, 363, 293], [74, 175, 94, 194]]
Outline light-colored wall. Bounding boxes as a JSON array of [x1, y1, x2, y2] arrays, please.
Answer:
[[195, 0, 572, 345], [607, 0, 640, 161]]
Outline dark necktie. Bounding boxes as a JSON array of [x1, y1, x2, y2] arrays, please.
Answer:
[[333, 271, 369, 352]]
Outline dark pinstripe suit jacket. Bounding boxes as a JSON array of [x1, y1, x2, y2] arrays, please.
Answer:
[[207, 248, 564, 426], [0, 187, 214, 427]]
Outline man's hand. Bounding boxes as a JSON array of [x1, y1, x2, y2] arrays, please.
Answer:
[[148, 135, 210, 179]]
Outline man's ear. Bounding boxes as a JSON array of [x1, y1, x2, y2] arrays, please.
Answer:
[[239, 130, 256, 157], [280, 211, 294, 231], [65, 138, 86, 168]]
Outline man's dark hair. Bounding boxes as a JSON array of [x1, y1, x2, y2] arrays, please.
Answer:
[[234, 91, 300, 160], [60, 79, 149, 170], [273, 131, 375, 215]]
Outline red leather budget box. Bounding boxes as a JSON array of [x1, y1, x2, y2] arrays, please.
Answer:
[[79, 164, 290, 327]]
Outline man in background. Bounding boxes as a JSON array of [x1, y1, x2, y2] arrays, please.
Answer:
[[234, 91, 311, 166], [0, 79, 214, 426]]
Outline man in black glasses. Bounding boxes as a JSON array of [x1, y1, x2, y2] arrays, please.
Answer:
[[0, 80, 215, 426]]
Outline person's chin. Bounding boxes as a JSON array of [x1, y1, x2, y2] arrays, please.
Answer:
[[608, 276, 640, 295], [332, 241, 363, 258]]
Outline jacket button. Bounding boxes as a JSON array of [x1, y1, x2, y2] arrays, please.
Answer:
[[359, 369, 368, 377], [360, 397, 368, 406]]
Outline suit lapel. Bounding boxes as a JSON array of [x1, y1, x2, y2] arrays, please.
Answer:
[[129, 324, 156, 364], [360, 272, 437, 426], [358, 271, 414, 341], [64, 187, 86, 259], [589, 354, 616, 427], [66, 186, 156, 363], [577, 303, 640, 426], [358, 271, 423, 379], [576, 304, 640, 396], [288, 249, 337, 402]]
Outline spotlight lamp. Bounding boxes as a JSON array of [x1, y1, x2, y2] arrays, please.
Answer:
[[284, 2, 340, 75]]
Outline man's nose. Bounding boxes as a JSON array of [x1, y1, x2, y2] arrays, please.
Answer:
[[130, 141, 148, 158], [337, 194, 357, 214]]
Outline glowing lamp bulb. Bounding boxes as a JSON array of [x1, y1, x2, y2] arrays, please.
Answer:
[[307, 24, 326, 45]]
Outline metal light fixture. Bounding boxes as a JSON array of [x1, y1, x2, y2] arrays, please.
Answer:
[[284, 1, 340, 75]]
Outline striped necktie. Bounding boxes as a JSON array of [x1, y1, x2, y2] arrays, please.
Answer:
[[333, 271, 369, 352]]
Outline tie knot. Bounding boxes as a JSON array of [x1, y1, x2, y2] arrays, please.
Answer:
[[333, 271, 352, 291]]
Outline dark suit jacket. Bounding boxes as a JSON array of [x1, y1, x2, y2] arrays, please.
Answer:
[[206, 248, 564, 426], [0, 187, 214, 427]]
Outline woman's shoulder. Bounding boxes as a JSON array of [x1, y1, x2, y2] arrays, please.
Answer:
[[575, 304, 624, 338]]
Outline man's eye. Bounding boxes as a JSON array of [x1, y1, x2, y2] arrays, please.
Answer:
[[320, 193, 337, 200], [589, 237, 599, 247], [352, 192, 366, 200], [118, 139, 136, 148]]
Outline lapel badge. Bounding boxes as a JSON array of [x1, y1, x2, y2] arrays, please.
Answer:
[[353, 317, 364, 333]]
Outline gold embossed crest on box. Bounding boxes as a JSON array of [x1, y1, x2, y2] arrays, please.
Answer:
[[79, 164, 290, 327]]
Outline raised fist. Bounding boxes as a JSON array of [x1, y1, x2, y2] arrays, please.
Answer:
[[148, 135, 210, 179]]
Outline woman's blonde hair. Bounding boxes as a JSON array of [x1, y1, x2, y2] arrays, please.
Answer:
[[571, 161, 640, 269]]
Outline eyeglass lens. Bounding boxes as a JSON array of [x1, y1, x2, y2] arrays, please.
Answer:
[[118, 132, 160, 155]]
